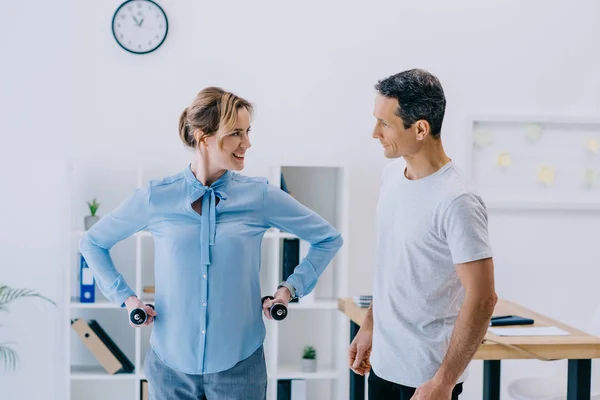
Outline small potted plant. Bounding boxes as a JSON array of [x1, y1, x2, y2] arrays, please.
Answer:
[[301, 345, 317, 373], [85, 198, 100, 230]]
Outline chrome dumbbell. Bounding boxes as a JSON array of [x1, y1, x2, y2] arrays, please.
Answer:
[[129, 303, 155, 326], [261, 296, 288, 321]]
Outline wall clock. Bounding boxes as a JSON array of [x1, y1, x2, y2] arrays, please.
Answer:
[[112, 0, 168, 55]]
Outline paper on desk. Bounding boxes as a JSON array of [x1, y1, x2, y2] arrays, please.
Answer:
[[489, 326, 571, 336]]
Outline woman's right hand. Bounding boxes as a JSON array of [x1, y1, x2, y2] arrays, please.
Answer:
[[124, 295, 157, 328]]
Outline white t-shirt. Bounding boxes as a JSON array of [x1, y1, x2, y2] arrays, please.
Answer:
[[370, 160, 493, 388]]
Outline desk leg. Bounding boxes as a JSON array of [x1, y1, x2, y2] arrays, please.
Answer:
[[567, 359, 591, 400], [349, 321, 365, 400], [483, 360, 501, 400]]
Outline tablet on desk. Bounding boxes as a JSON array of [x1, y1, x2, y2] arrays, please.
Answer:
[[490, 315, 534, 327]]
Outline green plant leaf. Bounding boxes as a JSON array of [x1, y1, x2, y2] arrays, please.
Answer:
[[0, 343, 18, 370], [87, 198, 100, 216], [0, 285, 56, 310], [302, 345, 316, 359]]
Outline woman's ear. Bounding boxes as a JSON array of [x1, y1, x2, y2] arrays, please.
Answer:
[[194, 130, 207, 147]]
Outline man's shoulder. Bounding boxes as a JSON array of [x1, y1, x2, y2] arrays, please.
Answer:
[[436, 163, 487, 213]]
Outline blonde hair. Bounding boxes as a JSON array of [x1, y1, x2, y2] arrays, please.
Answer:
[[179, 87, 253, 150]]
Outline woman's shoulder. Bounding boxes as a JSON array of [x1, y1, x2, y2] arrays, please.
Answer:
[[149, 170, 186, 189], [229, 172, 269, 186]]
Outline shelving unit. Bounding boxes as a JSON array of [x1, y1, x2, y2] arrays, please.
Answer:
[[65, 163, 348, 400]]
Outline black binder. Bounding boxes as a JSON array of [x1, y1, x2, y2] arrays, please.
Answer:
[[87, 319, 135, 373], [282, 239, 300, 302]]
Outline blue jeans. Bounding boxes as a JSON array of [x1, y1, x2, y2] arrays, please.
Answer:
[[144, 345, 267, 400]]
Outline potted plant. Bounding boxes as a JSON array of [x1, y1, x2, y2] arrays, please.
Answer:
[[0, 285, 55, 370], [85, 198, 100, 230], [301, 345, 317, 373]]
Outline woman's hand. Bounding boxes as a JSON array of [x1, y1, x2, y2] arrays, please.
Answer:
[[262, 287, 291, 320], [125, 295, 157, 327]]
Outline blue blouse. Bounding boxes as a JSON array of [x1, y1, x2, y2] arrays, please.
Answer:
[[79, 165, 343, 374]]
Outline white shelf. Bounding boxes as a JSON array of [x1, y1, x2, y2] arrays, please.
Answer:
[[70, 365, 137, 380], [70, 297, 120, 309], [288, 300, 337, 310], [271, 365, 341, 380]]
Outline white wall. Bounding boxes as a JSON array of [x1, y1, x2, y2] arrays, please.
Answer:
[[1, 0, 599, 399]]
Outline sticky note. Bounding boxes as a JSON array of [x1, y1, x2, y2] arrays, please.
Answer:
[[537, 166, 555, 185], [585, 137, 599, 154], [524, 124, 543, 143], [473, 128, 492, 147], [497, 152, 511, 168], [584, 169, 597, 188]]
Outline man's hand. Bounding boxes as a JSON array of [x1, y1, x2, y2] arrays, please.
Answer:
[[124, 295, 157, 328], [262, 287, 291, 320], [410, 378, 454, 399], [349, 327, 372, 375]]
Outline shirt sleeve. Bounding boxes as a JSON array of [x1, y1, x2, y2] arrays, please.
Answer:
[[442, 193, 493, 265], [79, 186, 151, 307], [261, 183, 343, 297]]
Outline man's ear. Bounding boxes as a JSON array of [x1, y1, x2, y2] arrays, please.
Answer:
[[415, 120, 430, 141]]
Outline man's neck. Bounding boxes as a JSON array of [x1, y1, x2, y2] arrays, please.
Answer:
[[191, 156, 226, 187], [403, 139, 451, 181]]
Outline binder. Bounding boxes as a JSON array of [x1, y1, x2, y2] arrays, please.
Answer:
[[282, 239, 300, 303], [141, 380, 149, 400], [277, 379, 307, 400], [79, 254, 95, 303], [71, 318, 134, 374]]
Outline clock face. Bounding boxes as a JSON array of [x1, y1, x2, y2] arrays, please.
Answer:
[[112, 0, 168, 54]]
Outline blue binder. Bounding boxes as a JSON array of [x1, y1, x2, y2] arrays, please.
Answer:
[[80, 254, 95, 303]]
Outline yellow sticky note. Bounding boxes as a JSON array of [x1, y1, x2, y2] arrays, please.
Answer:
[[473, 129, 492, 147], [537, 166, 555, 185], [524, 124, 543, 143], [584, 169, 597, 188], [497, 152, 511, 168], [585, 137, 599, 154]]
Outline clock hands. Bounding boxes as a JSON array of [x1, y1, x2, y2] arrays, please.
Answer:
[[132, 16, 145, 27]]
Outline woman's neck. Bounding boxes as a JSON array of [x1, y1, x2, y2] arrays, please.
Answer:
[[191, 156, 226, 187]]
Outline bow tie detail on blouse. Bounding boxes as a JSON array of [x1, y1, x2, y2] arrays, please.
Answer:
[[187, 173, 229, 267]]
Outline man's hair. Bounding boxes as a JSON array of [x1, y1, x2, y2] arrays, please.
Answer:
[[375, 69, 446, 138]]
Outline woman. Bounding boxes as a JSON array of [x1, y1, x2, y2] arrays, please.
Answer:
[[79, 87, 343, 400]]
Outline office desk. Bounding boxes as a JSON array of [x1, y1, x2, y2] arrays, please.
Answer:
[[338, 297, 600, 400]]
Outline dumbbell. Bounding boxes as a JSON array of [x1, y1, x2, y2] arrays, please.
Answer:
[[129, 303, 155, 326], [261, 296, 288, 321]]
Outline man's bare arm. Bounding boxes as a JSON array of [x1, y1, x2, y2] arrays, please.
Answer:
[[362, 301, 374, 330], [433, 257, 497, 386]]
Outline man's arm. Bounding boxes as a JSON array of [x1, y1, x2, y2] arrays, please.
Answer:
[[433, 257, 497, 386], [349, 301, 374, 375], [362, 301, 374, 329]]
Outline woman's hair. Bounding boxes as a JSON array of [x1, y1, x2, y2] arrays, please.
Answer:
[[178, 87, 253, 150]]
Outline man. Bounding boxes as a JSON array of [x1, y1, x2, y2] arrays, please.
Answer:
[[349, 69, 497, 400]]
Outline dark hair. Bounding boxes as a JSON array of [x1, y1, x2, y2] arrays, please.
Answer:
[[375, 69, 446, 138]]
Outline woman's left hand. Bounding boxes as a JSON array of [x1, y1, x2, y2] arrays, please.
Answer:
[[262, 287, 292, 320]]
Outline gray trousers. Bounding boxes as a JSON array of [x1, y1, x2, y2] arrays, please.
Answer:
[[144, 345, 267, 400]]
